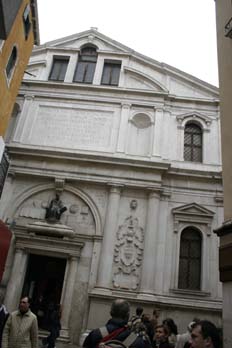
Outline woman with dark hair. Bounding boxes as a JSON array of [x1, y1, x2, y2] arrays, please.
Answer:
[[162, 318, 178, 348]]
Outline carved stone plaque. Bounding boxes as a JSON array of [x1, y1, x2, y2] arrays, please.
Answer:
[[30, 106, 114, 150], [113, 215, 144, 290]]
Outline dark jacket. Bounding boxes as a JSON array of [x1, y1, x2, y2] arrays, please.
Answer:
[[153, 340, 173, 348], [0, 306, 9, 348], [83, 318, 151, 348]]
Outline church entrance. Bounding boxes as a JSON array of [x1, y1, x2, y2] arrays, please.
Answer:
[[22, 254, 66, 329]]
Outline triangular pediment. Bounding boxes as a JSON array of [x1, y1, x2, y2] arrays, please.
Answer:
[[172, 203, 214, 218], [29, 29, 218, 99], [37, 29, 133, 54]]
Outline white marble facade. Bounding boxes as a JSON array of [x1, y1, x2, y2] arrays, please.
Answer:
[[0, 29, 223, 347]]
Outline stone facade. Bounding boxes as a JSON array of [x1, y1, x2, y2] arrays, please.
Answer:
[[0, 29, 223, 347]]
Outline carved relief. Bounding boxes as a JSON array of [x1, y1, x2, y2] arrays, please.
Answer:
[[113, 200, 144, 290], [17, 190, 95, 235]]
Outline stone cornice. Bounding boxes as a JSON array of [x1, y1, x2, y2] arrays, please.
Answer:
[[89, 288, 222, 312], [7, 145, 222, 186], [8, 145, 170, 171], [19, 80, 219, 106]]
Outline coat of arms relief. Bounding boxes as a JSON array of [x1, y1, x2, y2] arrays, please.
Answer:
[[113, 200, 144, 290]]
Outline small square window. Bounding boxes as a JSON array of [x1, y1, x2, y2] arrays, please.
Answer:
[[23, 4, 31, 40], [101, 61, 121, 86], [49, 57, 69, 81]]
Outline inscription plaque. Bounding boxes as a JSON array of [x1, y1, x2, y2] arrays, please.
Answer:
[[30, 106, 114, 150]]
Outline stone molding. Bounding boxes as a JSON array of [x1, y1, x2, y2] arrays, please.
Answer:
[[172, 202, 215, 236], [14, 223, 84, 258], [176, 111, 213, 132]]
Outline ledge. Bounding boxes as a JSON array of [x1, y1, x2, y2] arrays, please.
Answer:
[[170, 288, 211, 298]]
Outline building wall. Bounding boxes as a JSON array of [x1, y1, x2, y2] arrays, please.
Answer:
[[215, 1, 232, 347], [215, 0, 232, 219], [0, 0, 35, 137], [0, 30, 223, 347]]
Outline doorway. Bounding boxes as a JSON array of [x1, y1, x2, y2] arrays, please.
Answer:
[[22, 254, 66, 329]]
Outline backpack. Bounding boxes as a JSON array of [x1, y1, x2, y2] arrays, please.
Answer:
[[98, 326, 127, 344], [98, 317, 151, 348], [99, 333, 139, 348]]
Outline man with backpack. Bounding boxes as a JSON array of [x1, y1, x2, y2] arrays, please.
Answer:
[[83, 299, 151, 348]]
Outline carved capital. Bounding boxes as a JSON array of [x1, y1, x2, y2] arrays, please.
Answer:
[[146, 187, 161, 199], [107, 183, 124, 195], [24, 94, 35, 101], [121, 103, 131, 110]]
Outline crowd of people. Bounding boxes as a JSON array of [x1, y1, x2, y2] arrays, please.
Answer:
[[0, 294, 222, 348], [83, 299, 222, 348]]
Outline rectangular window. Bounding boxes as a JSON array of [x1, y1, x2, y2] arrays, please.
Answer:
[[23, 4, 31, 40], [49, 57, 69, 81], [73, 61, 96, 83], [6, 46, 17, 79], [101, 61, 121, 86], [0, 150, 10, 198]]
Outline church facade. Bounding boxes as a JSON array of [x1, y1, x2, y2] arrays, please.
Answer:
[[0, 29, 223, 346]]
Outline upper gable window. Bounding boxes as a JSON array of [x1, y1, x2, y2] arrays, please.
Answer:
[[6, 46, 17, 81], [101, 60, 121, 86], [23, 4, 31, 40], [73, 45, 97, 84], [49, 57, 69, 81], [184, 123, 202, 162]]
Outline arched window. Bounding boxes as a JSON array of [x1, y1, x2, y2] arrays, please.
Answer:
[[73, 45, 97, 83], [178, 227, 202, 290], [184, 123, 202, 162]]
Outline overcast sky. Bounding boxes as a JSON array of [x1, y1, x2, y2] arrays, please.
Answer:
[[37, 0, 219, 86]]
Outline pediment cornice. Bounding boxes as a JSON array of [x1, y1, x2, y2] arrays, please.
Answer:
[[124, 66, 168, 93], [176, 111, 213, 128], [172, 202, 215, 218]]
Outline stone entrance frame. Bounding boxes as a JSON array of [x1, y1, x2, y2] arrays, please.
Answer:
[[2, 183, 102, 341]]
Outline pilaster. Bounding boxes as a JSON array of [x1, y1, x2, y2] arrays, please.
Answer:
[[140, 189, 161, 293], [97, 184, 122, 288], [4, 247, 28, 311], [117, 103, 131, 153], [60, 256, 78, 339]]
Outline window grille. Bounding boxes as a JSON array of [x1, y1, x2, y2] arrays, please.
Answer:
[[178, 227, 202, 290], [184, 123, 202, 162]]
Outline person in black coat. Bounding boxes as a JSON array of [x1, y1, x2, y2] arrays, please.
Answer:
[[0, 294, 9, 348], [42, 303, 61, 348]]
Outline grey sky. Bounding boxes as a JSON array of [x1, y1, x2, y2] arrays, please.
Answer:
[[37, 0, 218, 86]]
